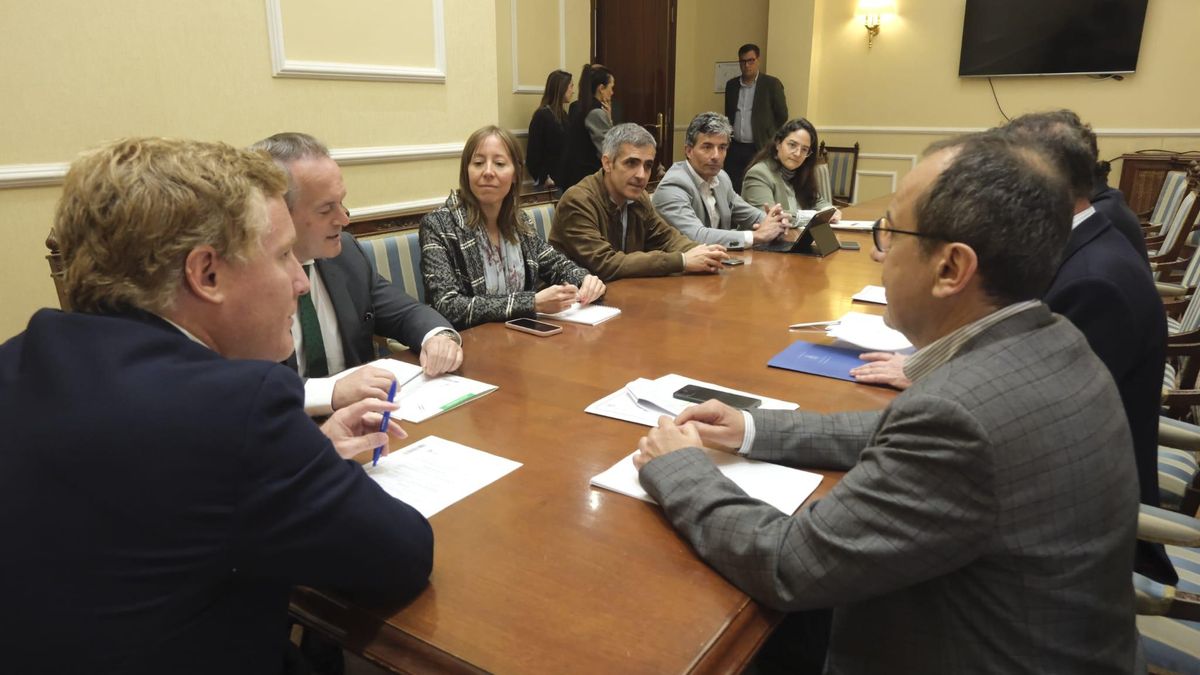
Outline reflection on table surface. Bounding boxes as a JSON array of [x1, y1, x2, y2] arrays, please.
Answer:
[[290, 196, 894, 674]]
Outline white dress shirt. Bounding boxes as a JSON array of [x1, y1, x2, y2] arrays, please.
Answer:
[[733, 75, 758, 144], [683, 160, 754, 246], [293, 261, 457, 416]]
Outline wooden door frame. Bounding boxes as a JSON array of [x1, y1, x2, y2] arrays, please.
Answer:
[[591, 0, 678, 165]]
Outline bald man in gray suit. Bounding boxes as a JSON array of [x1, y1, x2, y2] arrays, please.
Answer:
[[635, 133, 1141, 674]]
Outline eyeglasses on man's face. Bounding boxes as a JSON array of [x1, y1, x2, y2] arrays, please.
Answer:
[[871, 215, 950, 253], [738, 57, 758, 65]]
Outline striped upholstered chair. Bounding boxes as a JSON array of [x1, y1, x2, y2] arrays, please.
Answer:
[[817, 141, 859, 206], [354, 201, 559, 305], [522, 202, 556, 241], [814, 164, 834, 209], [357, 229, 423, 355], [1142, 170, 1190, 237], [1159, 417, 1200, 515], [1147, 190, 1200, 274], [357, 229, 424, 303], [1134, 504, 1200, 673]]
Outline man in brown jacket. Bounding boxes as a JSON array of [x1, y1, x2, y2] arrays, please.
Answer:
[[550, 123, 728, 280]]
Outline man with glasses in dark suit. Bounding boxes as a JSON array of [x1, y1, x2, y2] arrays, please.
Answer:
[[723, 43, 788, 193]]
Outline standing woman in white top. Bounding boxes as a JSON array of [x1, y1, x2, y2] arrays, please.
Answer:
[[741, 118, 841, 223]]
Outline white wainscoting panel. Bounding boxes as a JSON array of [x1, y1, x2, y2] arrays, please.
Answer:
[[266, 0, 446, 83]]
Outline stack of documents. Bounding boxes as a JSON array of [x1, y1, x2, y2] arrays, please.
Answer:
[[539, 302, 621, 325], [826, 312, 911, 351], [366, 435, 521, 517], [851, 285, 887, 305], [591, 449, 823, 515], [585, 373, 798, 427], [333, 359, 497, 423], [831, 220, 875, 231]]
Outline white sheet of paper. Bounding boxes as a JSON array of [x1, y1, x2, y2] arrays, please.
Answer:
[[591, 450, 824, 515], [332, 359, 497, 423], [585, 374, 798, 427], [831, 219, 875, 231], [826, 312, 912, 351], [851, 285, 887, 305], [365, 435, 521, 518], [539, 303, 621, 325]]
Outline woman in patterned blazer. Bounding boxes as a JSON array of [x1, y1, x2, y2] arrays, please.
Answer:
[[420, 126, 606, 330]]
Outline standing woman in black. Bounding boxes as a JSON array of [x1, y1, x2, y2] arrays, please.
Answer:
[[558, 64, 614, 192], [526, 69, 573, 192]]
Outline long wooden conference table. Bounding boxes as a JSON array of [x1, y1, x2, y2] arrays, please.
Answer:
[[291, 196, 895, 674]]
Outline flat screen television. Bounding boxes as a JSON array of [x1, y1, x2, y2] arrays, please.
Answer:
[[958, 0, 1149, 77]]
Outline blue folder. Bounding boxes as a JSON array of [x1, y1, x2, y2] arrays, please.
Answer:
[[768, 341, 866, 382]]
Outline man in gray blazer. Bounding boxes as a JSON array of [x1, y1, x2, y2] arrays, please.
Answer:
[[652, 112, 787, 248], [252, 133, 463, 416], [635, 133, 1141, 673]]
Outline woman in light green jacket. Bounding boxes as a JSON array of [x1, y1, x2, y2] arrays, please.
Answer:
[[741, 118, 841, 223]]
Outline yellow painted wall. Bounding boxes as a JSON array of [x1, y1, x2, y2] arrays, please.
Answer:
[[672, 0, 770, 160], [0, 0, 500, 340], [282, 0, 436, 66], [2, 0, 1196, 340], [808, 0, 1200, 203], [495, 0, 591, 136], [766, 0, 817, 120]]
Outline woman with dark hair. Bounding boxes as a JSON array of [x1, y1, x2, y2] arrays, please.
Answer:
[[420, 126, 605, 330], [741, 118, 840, 223], [526, 69, 573, 190], [558, 64, 615, 191]]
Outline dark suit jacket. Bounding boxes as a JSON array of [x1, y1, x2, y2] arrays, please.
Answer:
[[559, 102, 606, 192], [526, 105, 566, 185], [724, 73, 788, 149], [1044, 210, 1172, 583], [0, 309, 433, 674], [292, 232, 452, 371], [1092, 177, 1149, 263], [641, 306, 1140, 674]]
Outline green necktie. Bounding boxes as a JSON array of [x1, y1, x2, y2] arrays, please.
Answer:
[[298, 264, 328, 377]]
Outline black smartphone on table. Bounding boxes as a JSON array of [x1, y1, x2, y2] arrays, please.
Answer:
[[672, 384, 761, 410], [505, 318, 562, 336]]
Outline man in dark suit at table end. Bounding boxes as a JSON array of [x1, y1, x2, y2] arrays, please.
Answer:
[[251, 133, 463, 417], [724, 43, 788, 193], [634, 133, 1141, 673], [1004, 110, 1171, 586], [0, 138, 433, 674]]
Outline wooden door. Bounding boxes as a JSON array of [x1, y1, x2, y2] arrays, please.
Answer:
[[592, 0, 677, 170]]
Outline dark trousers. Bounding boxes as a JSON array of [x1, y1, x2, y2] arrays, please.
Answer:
[[748, 608, 832, 675], [725, 141, 758, 194]]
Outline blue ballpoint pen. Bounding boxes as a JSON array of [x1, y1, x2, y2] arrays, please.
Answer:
[[372, 378, 399, 466], [372, 371, 422, 466]]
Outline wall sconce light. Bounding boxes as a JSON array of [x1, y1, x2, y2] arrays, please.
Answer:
[[855, 0, 897, 48]]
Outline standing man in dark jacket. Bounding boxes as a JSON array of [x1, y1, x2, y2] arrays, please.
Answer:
[[724, 43, 788, 192]]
